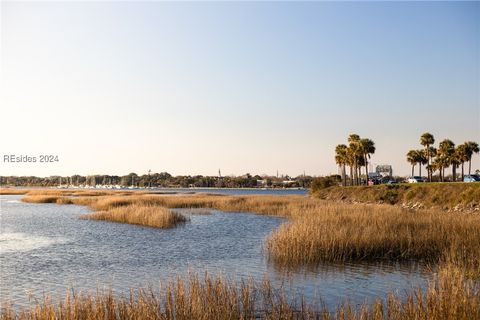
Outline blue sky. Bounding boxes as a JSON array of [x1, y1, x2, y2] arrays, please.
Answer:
[[1, 1, 479, 177]]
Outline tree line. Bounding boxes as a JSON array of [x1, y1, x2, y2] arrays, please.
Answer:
[[0, 172, 314, 188], [334, 132, 479, 186], [407, 133, 479, 182]]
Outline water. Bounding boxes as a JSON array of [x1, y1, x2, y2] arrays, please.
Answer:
[[46, 187, 308, 196], [155, 188, 308, 196], [0, 195, 431, 310]]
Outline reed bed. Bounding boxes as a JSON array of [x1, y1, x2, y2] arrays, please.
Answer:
[[19, 191, 480, 270], [20, 195, 63, 204], [265, 204, 480, 268], [1, 265, 479, 320], [81, 204, 189, 228], [0, 188, 29, 195]]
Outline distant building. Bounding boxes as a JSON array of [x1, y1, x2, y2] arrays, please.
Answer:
[[376, 165, 393, 177]]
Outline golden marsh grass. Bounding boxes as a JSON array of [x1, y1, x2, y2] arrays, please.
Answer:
[[266, 204, 480, 269], [18, 190, 480, 270], [5, 188, 480, 318], [81, 204, 189, 228], [0, 188, 30, 195], [1, 265, 479, 320]]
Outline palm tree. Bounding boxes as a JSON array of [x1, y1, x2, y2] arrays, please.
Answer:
[[360, 138, 375, 185], [420, 133, 435, 182], [346, 147, 355, 186], [417, 150, 427, 177], [438, 139, 455, 181], [348, 134, 361, 185], [335, 144, 348, 186], [465, 141, 479, 175], [433, 155, 448, 182], [406, 150, 418, 177], [455, 144, 469, 181]]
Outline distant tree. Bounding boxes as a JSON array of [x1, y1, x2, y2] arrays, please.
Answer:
[[417, 150, 428, 177], [360, 138, 375, 185], [455, 144, 469, 181], [420, 133, 435, 182], [406, 150, 419, 177], [465, 141, 480, 175], [311, 175, 341, 192], [335, 144, 348, 186], [348, 134, 361, 185], [432, 156, 446, 182], [437, 139, 455, 182]]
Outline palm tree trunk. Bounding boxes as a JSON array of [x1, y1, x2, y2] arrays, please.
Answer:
[[352, 155, 356, 186], [358, 166, 361, 185], [461, 163, 464, 182], [353, 164, 358, 185], [452, 165, 456, 182], [343, 164, 347, 186], [349, 166, 353, 186], [364, 154, 368, 185], [469, 159, 472, 175], [412, 165, 414, 177], [425, 145, 432, 182], [419, 164, 422, 177]]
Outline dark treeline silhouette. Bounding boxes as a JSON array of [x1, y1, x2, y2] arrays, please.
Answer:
[[407, 133, 479, 182], [0, 172, 313, 188]]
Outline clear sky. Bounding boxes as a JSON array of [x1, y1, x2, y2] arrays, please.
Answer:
[[1, 1, 479, 177]]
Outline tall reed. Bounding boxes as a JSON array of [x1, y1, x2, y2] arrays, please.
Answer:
[[1, 266, 478, 320], [81, 204, 188, 228], [19, 191, 480, 268]]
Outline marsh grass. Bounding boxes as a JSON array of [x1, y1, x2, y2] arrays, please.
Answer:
[[0, 188, 29, 195], [266, 204, 480, 269], [81, 204, 189, 228], [1, 266, 479, 320], [7, 189, 480, 318], [19, 191, 480, 270], [21, 195, 62, 203]]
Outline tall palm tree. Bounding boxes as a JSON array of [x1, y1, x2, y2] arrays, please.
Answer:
[[433, 155, 448, 182], [438, 139, 455, 182], [417, 150, 427, 177], [450, 146, 462, 182], [420, 133, 435, 182], [360, 138, 375, 185], [406, 150, 418, 177], [455, 144, 469, 181], [465, 141, 479, 175], [346, 147, 355, 186], [335, 144, 348, 186], [348, 134, 361, 185]]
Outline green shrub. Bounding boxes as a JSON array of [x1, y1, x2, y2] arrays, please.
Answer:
[[311, 175, 341, 192]]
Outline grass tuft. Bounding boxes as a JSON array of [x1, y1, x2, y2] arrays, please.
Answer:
[[81, 204, 189, 228]]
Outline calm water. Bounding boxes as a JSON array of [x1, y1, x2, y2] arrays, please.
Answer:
[[156, 188, 308, 196], [0, 195, 431, 310]]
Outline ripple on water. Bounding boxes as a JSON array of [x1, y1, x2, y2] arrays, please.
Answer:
[[0, 232, 65, 254]]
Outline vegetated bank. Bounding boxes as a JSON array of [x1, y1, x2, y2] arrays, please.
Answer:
[[7, 188, 480, 272], [2, 188, 480, 319], [312, 182, 480, 212]]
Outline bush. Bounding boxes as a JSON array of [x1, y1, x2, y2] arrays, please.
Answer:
[[311, 175, 341, 192]]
